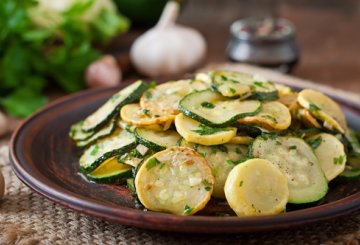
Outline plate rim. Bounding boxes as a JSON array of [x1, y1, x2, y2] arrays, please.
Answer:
[[9, 82, 360, 233]]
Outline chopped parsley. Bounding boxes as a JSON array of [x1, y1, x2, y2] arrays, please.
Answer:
[[276, 141, 282, 145], [145, 91, 152, 99], [309, 103, 321, 113], [203, 179, 212, 191], [228, 87, 236, 94], [146, 157, 161, 170], [289, 145, 297, 150], [199, 152, 207, 158], [235, 147, 242, 154], [239, 180, 244, 187], [308, 136, 322, 149], [253, 81, 268, 89], [183, 205, 193, 215], [90, 145, 99, 156], [200, 101, 215, 109], [110, 93, 120, 102], [142, 109, 150, 116], [220, 75, 227, 81], [212, 145, 228, 153], [227, 158, 248, 165], [333, 155, 346, 165], [149, 80, 157, 88], [192, 124, 229, 136]]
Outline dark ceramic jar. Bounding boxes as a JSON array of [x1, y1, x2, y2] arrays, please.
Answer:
[[227, 17, 299, 73]]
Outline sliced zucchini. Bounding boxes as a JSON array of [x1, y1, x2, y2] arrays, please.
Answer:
[[224, 158, 289, 216], [298, 89, 347, 133], [134, 127, 181, 151], [179, 89, 261, 127], [237, 101, 291, 131], [140, 80, 208, 115], [86, 156, 132, 184], [81, 80, 148, 132], [307, 133, 346, 181], [118, 144, 150, 167], [275, 84, 298, 108], [251, 136, 328, 204], [339, 166, 360, 180], [76, 116, 117, 148], [69, 121, 92, 141], [210, 71, 278, 100], [228, 135, 254, 145], [297, 108, 322, 128], [135, 147, 214, 216], [234, 124, 262, 138], [174, 113, 237, 146], [79, 129, 137, 173], [120, 103, 175, 127], [346, 129, 360, 154]]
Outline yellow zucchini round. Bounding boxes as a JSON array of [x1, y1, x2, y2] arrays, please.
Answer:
[[140, 80, 208, 115], [135, 147, 214, 215], [175, 113, 237, 145], [224, 158, 289, 216], [228, 135, 254, 145], [238, 101, 291, 131], [307, 133, 346, 181], [298, 89, 347, 133], [297, 108, 322, 128], [120, 103, 175, 126]]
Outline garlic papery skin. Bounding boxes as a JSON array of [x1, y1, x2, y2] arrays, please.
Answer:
[[130, 1, 207, 77]]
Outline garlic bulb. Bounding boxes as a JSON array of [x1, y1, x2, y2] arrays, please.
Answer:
[[0, 169, 4, 200], [85, 55, 122, 88], [130, 1, 207, 77]]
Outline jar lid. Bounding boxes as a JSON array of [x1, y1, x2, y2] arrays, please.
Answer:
[[230, 17, 295, 42]]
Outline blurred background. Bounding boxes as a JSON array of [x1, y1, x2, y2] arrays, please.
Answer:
[[0, 0, 359, 124]]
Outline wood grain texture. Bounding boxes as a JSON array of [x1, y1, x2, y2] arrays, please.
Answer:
[[8, 78, 360, 233]]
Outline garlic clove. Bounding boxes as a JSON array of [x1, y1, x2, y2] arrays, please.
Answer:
[[85, 55, 122, 88], [0, 169, 4, 200], [0, 112, 8, 137], [130, 1, 207, 77]]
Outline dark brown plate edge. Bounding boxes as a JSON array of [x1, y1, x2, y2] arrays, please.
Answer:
[[8, 81, 360, 233]]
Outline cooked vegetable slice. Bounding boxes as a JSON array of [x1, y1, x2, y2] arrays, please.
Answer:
[[174, 113, 236, 145], [120, 103, 175, 126], [228, 135, 254, 145], [251, 136, 328, 204], [179, 89, 261, 127], [224, 158, 289, 216], [69, 121, 92, 141], [209, 71, 278, 100], [306, 133, 346, 181], [275, 84, 298, 108], [238, 101, 291, 131], [118, 145, 150, 167], [76, 116, 117, 148], [135, 147, 214, 215], [298, 89, 347, 133], [86, 156, 132, 184], [81, 80, 148, 132], [339, 166, 360, 179], [79, 129, 137, 173], [140, 80, 208, 115], [346, 129, 360, 154], [296, 108, 322, 128], [134, 127, 181, 151], [234, 124, 262, 138]]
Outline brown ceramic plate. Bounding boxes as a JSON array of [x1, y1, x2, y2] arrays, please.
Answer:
[[9, 81, 360, 233]]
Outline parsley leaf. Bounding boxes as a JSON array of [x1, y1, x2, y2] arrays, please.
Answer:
[[200, 101, 215, 109], [308, 136, 322, 149], [146, 157, 161, 170], [183, 205, 193, 215], [192, 124, 230, 135]]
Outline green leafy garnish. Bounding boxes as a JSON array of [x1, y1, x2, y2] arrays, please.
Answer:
[[149, 80, 157, 88], [146, 157, 161, 170], [308, 136, 322, 149], [200, 101, 215, 109], [145, 91, 152, 99], [261, 114, 278, 123], [228, 87, 236, 94], [143, 109, 150, 116], [212, 145, 228, 153], [192, 124, 230, 136], [253, 81, 268, 89], [90, 144, 99, 156], [333, 155, 346, 165], [203, 179, 212, 191], [239, 180, 244, 187], [227, 158, 248, 165], [289, 145, 297, 150], [183, 205, 193, 215]]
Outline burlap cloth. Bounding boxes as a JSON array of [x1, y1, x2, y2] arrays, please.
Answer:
[[1, 64, 360, 244]]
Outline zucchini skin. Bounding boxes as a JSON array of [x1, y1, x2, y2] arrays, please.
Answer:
[[86, 169, 133, 184], [82, 81, 149, 133], [79, 142, 137, 174], [234, 124, 262, 138], [134, 129, 166, 152], [178, 90, 262, 127], [248, 90, 279, 101]]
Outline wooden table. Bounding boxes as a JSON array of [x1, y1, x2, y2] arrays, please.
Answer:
[[111, 0, 360, 93]]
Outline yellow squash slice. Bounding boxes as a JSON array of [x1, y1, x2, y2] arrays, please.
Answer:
[[307, 133, 346, 181], [140, 80, 208, 115], [224, 158, 289, 216], [175, 113, 237, 145], [298, 89, 347, 133], [228, 135, 254, 145], [135, 147, 214, 215], [120, 103, 175, 126], [238, 101, 291, 131]]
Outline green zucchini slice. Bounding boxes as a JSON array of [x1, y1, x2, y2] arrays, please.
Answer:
[[79, 129, 137, 173], [69, 121, 92, 141], [306, 133, 346, 181], [339, 166, 360, 180], [86, 156, 132, 184], [81, 80, 148, 132], [118, 144, 150, 167], [134, 128, 181, 151], [179, 90, 261, 127], [251, 136, 328, 204], [76, 116, 118, 148], [209, 71, 278, 100]]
